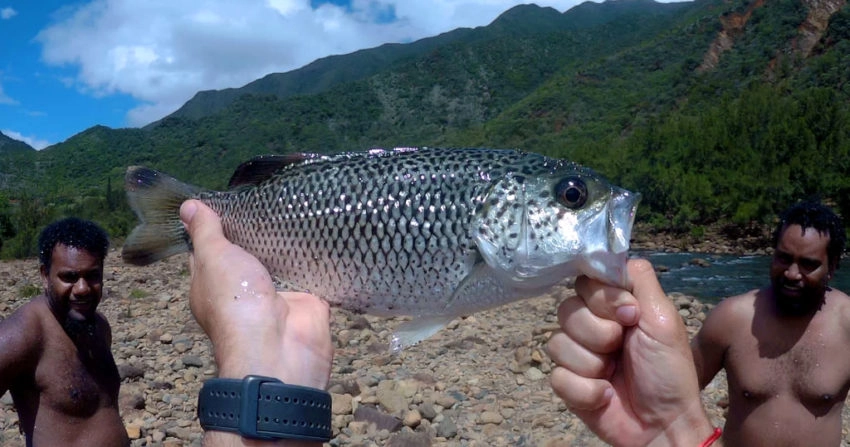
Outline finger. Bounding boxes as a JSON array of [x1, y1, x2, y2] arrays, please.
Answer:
[[550, 366, 613, 412], [547, 330, 615, 379], [179, 200, 226, 259], [575, 275, 640, 326], [557, 297, 624, 354]]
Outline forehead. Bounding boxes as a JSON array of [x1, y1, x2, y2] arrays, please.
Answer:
[[777, 224, 830, 256], [49, 244, 103, 271]]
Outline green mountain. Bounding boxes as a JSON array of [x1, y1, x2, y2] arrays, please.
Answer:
[[1, 0, 849, 258], [159, 2, 691, 124], [0, 132, 35, 154], [0, 132, 36, 190]]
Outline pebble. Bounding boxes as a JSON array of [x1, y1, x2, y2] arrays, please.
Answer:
[[524, 367, 545, 381], [403, 409, 422, 428], [332, 393, 354, 415], [478, 411, 503, 425]]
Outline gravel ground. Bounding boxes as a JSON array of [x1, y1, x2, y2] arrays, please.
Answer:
[[0, 250, 847, 446]]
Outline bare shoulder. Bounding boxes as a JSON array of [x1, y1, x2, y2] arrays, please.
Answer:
[[700, 290, 757, 338], [825, 287, 850, 334], [0, 297, 48, 335], [0, 297, 49, 373], [706, 290, 756, 322]]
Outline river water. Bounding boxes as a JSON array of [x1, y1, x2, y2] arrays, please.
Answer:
[[633, 250, 850, 305]]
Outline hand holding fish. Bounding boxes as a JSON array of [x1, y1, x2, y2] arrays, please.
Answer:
[[180, 199, 334, 389], [547, 259, 719, 447]]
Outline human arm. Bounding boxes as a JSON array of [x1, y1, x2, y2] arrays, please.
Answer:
[[690, 299, 732, 390], [547, 259, 721, 447], [180, 199, 334, 447], [0, 306, 42, 396]]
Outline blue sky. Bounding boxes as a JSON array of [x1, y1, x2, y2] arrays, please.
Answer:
[[1, 0, 595, 150]]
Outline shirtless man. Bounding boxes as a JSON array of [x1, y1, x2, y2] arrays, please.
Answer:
[[0, 218, 129, 446], [691, 201, 850, 446]]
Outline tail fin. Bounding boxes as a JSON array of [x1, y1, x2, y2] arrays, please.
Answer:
[[123, 166, 201, 265]]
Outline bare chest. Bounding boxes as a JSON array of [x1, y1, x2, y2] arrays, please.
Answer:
[[725, 328, 850, 405], [34, 332, 121, 418]]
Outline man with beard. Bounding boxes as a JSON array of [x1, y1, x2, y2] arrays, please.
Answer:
[[691, 201, 850, 446], [0, 218, 129, 446]]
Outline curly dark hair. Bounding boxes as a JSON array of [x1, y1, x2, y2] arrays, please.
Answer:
[[772, 201, 846, 270], [38, 217, 110, 272]]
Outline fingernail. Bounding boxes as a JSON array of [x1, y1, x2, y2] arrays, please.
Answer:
[[180, 200, 198, 224], [616, 305, 638, 325]]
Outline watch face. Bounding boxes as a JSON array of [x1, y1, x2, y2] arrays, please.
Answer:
[[198, 376, 332, 441]]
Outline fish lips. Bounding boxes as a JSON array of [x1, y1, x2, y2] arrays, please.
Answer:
[[573, 188, 639, 287], [608, 189, 640, 254]]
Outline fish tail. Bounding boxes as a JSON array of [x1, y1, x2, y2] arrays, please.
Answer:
[[123, 166, 202, 265]]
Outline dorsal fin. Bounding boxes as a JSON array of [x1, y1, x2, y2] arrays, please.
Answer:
[[227, 153, 325, 188]]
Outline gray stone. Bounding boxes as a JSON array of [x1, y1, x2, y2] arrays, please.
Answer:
[[386, 431, 432, 447], [118, 363, 146, 381], [435, 415, 457, 438], [181, 355, 204, 368], [418, 402, 437, 420]]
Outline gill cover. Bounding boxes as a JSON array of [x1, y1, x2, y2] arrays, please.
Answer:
[[473, 169, 639, 289]]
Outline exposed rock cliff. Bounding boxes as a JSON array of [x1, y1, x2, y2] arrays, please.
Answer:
[[697, 0, 767, 73], [697, 0, 846, 73], [795, 0, 847, 56]]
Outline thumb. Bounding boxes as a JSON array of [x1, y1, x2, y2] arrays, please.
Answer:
[[179, 199, 224, 258], [628, 259, 687, 345]]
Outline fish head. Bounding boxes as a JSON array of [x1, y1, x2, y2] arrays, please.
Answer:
[[474, 162, 640, 289]]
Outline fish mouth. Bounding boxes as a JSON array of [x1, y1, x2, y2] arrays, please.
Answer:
[[583, 188, 640, 287], [608, 189, 640, 254]]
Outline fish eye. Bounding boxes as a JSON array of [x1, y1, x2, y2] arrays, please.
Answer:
[[555, 177, 588, 209]]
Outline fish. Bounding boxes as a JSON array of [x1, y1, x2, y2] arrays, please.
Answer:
[[123, 147, 640, 351]]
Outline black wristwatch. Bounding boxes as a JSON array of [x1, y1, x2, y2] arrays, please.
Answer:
[[197, 375, 333, 442]]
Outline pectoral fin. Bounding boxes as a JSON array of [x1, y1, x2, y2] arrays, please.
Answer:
[[390, 316, 454, 353]]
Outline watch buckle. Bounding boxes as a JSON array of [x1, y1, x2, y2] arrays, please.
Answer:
[[239, 375, 282, 440]]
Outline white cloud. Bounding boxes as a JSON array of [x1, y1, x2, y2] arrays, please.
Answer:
[[35, 0, 584, 127], [0, 81, 17, 105], [1, 129, 50, 150], [1, 7, 16, 20]]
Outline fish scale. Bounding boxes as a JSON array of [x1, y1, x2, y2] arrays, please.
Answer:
[[123, 147, 640, 350], [201, 149, 494, 316]]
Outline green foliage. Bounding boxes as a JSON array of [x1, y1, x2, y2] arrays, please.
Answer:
[[0, 195, 57, 260], [612, 84, 850, 230], [19, 283, 41, 298], [129, 289, 149, 299]]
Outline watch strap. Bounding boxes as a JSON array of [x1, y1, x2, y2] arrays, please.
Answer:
[[197, 375, 332, 441]]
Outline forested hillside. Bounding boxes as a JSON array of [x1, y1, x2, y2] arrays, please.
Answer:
[[1, 0, 849, 258]]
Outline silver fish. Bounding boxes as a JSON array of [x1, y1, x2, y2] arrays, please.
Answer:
[[123, 147, 640, 351]]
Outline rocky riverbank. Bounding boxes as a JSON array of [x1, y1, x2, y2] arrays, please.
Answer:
[[0, 249, 847, 446]]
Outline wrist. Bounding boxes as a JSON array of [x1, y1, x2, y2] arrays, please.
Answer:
[[646, 401, 719, 447], [203, 431, 320, 447], [210, 325, 287, 380], [198, 376, 332, 446]]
